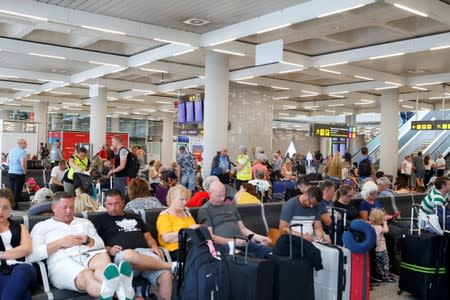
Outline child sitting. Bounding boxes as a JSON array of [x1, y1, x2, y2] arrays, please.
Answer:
[[25, 177, 40, 193], [369, 208, 396, 283]]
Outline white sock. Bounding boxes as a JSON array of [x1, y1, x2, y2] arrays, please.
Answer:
[[116, 260, 135, 300], [99, 263, 120, 300]]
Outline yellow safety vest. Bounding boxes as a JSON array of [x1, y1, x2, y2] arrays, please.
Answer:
[[236, 154, 252, 181], [67, 155, 89, 180]]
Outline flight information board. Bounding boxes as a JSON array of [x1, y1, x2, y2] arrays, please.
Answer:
[[411, 120, 450, 130], [312, 124, 357, 139]]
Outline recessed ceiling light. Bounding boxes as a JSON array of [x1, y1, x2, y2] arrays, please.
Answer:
[[407, 69, 425, 74], [319, 68, 341, 75], [183, 18, 210, 26]]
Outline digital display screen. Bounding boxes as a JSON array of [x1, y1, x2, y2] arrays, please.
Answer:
[[410, 121, 450, 131], [195, 100, 203, 123], [178, 101, 186, 124], [312, 124, 356, 139], [186, 101, 194, 123]]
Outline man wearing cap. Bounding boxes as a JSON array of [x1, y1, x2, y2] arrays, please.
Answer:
[[176, 146, 196, 195], [8, 138, 28, 209], [197, 181, 272, 258], [28, 188, 54, 216], [377, 177, 396, 197]]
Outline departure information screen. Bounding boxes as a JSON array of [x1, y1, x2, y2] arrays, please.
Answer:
[[312, 124, 357, 139]]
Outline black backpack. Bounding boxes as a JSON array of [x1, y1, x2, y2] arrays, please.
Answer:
[[122, 148, 140, 178], [358, 158, 371, 177], [173, 227, 229, 300]]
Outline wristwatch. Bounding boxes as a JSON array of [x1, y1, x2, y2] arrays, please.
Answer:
[[82, 236, 91, 246]]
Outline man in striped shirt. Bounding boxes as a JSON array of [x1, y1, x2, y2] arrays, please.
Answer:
[[419, 176, 450, 234]]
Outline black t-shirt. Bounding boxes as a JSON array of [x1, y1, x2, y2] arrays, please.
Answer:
[[334, 200, 360, 222], [92, 212, 148, 249]]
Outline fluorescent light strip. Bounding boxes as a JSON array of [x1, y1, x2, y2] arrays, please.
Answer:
[[428, 96, 450, 100], [62, 102, 82, 106], [299, 94, 317, 98], [22, 99, 40, 102], [384, 81, 402, 86], [328, 103, 345, 107], [212, 49, 245, 56], [235, 76, 254, 81], [360, 99, 373, 102], [156, 101, 172, 104], [393, 3, 428, 17], [375, 86, 398, 90], [236, 81, 258, 86], [279, 61, 304, 68], [354, 102, 373, 105], [153, 38, 191, 47], [131, 89, 155, 94], [29, 52, 66, 60], [183, 85, 199, 89], [325, 110, 336, 113], [369, 52, 404, 60], [329, 94, 345, 98], [412, 86, 427, 91], [50, 91, 72, 95], [139, 68, 168, 74], [415, 81, 443, 86], [329, 91, 349, 94], [319, 61, 348, 68], [283, 105, 297, 109], [318, 4, 365, 18], [271, 86, 290, 90], [401, 105, 415, 109], [0, 9, 48, 21], [319, 68, 342, 75], [301, 90, 318, 94], [12, 88, 35, 92], [279, 68, 304, 74], [430, 45, 450, 51], [0, 75, 19, 79], [304, 106, 318, 110], [88, 61, 122, 67], [37, 78, 66, 83], [209, 38, 237, 47], [354, 75, 374, 81], [273, 96, 290, 100], [256, 23, 291, 34], [278, 113, 289, 116], [81, 25, 126, 35], [126, 98, 145, 102], [172, 49, 195, 56]]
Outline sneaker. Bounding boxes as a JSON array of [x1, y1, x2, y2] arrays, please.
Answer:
[[384, 275, 396, 283], [99, 263, 120, 300], [116, 261, 135, 300]]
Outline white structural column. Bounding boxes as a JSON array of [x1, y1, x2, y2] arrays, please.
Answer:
[[202, 51, 230, 177], [34, 102, 48, 145], [161, 112, 174, 167], [345, 114, 357, 154], [89, 85, 107, 155], [379, 89, 399, 177]]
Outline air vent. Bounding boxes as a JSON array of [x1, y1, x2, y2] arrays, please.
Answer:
[[183, 18, 210, 26]]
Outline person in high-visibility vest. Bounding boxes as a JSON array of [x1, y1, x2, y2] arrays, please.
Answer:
[[235, 145, 252, 190], [63, 147, 91, 195]]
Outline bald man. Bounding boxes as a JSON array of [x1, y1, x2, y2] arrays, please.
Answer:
[[197, 181, 272, 258], [8, 138, 28, 210], [210, 147, 231, 184]]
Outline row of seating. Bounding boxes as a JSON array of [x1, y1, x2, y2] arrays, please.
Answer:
[[1, 169, 51, 191], [11, 192, 427, 299]]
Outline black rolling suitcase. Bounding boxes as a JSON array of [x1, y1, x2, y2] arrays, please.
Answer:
[[398, 204, 448, 299], [226, 235, 275, 300], [266, 224, 316, 300]]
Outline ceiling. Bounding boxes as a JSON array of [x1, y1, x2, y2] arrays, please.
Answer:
[[0, 0, 449, 121]]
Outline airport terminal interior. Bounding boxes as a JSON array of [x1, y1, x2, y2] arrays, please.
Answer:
[[0, 0, 449, 300]]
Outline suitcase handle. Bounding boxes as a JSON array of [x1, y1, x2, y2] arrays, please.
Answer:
[[289, 224, 304, 259], [232, 234, 254, 263], [331, 207, 347, 245]]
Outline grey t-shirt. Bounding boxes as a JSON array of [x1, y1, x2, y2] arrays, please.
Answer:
[[413, 156, 425, 171], [197, 201, 242, 238], [280, 196, 320, 236]]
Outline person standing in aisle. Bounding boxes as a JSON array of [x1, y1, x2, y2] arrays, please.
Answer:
[[176, 145, 196, 196], [108, 136, 130, 200], [50, 140, 62, 168], [7, 138, 28, 210], [436, 154, 446, 177], [413, 152, 425, 188], [235, 145, 252, 190]]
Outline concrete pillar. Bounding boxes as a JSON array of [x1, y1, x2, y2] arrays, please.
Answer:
[[34, 102, 48, 146], [320, 138, 329, 158], [51, 113, 63, 130], [0, 110, 9, 120], [111, 116, 120, 132], [161, 112, 174, 168], [202, 51, 230, 178], [72, 115, 78, 130], [345, 114, 357, 154], [89, 85, 107, 155], [380, 89, 399, 176]]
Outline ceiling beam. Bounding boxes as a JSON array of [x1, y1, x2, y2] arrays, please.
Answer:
[[385, 0, 450, 26]]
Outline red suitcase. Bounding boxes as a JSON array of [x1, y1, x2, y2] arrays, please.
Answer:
[[350, 253, 370, 300]]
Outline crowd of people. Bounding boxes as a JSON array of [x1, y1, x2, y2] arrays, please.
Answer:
[[1, 137, 449, 299]]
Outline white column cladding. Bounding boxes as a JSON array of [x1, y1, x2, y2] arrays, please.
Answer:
[[72, 115, 78, 130], [34, 102, 48, 145], [345, 114, 356, 154], [379, 89, 399, 176], [111, 117, 120, 132], [202, 51, 229, 178], [89, 85, 107, 155], [320, 137, 329, 157], [0, 110, 9, 120], [161, 112, 174, 168]]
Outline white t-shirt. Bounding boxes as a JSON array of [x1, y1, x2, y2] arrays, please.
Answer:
[[436, 158, 445, 170], [0, 230, 23, 265], [402, 160, 412, 175], [50, 166, 66, 184]]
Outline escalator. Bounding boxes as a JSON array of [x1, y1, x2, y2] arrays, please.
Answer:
[[425, 130, 450, 158]]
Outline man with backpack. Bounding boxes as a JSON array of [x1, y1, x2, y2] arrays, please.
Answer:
[[358, 147, 375, 183], [108, 136, 140, 199]]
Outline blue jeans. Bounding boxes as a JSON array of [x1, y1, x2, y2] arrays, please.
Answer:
[[0, 263, 37, 300], [8, 173, 25, 208], [113, 176, 128, 200], [181, 173, 196, 193]]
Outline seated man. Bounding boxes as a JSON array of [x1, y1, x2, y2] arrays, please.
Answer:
[[284, 176, 312, 201], [27, 192, 135, 300], [318, 180, 336, 238], [49, 160, 67, 192], [91, 190, 174, 300], [418, 176, 450, 234], [27, 187, 54, 216], [197, 181, 272, 258], [279, 186, 324, 242], [376, 177, 396, 197]]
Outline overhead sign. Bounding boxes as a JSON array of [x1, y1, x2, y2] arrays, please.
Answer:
[[312, 124, 357, 139], [411, 120, 450, 130]]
